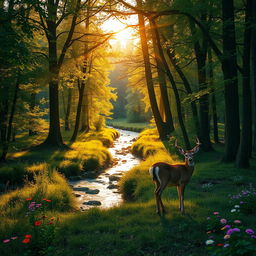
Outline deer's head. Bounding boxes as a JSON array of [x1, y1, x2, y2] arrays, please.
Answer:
[[175, 138, 201, 166]]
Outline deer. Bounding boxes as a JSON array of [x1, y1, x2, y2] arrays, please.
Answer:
[[149, 138, 201, 215]]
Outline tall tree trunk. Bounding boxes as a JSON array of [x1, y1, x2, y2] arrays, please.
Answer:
[[80, 82, 90, 132], [136, 0, 168, 141], [149, 20, 175, 133], [65, 88, 72, 131], [70, 79, 85, 142], [221, 0, 240, 162], [29, 92, 37, 136], [208, 49, 219, 143], [0, 73, 19, 161], [43, 18, 64, 147], [252, 1, 256, 152], [150, 19, 191, 149], [236, 0, 253, 168], [70, 4, 90, 142], [190, 18, 213, 151], [165, 45, 200, 136]]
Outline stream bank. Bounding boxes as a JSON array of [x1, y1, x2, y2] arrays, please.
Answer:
[[69, 128, 140, 210]]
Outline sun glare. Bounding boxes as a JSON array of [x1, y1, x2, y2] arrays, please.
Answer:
[[101, 18, 136, 48]]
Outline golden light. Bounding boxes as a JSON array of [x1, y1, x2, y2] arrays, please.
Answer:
[[101, 18, 136, 48]]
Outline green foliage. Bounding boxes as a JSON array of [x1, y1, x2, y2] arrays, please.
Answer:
[[125, 88, 151, 123], [107, 118, 150, 132]]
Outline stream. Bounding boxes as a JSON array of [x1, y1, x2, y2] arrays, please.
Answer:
[[69, 128, 140, 211]]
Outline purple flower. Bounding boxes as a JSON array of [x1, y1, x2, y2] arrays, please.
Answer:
[[251, 235, 256, 239], [207, 217, 211, 220], [224, 225, 231, 229], [245, 229, 254, 235], [224, 244, 230, 248], [240, 201, 244, 204], [227, 228, 240, 235]]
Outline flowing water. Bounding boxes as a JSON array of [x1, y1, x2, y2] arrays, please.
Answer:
[[69, 129, 140, 210]]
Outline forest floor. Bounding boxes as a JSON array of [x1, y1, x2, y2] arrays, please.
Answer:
[[1, 128, 256, 256]]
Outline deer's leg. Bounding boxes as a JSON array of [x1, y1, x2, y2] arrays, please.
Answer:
[[156, 181, 169, 215], [177, 186, 181, 211], [178, 184, 186, 214], [154, 181, 161, 215]]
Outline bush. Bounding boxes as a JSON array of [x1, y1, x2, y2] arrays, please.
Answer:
[[82, 158, 100, 172]]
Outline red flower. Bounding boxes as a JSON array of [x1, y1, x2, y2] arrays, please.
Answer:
[[47, 221, 53, 225], [22, 238, 30, 244], [42, 198, 52, 202], [26, 198, 32, 201], [217, 243, 224, 247], [34, 221, 42, 226], [25, 235, 32, 239]]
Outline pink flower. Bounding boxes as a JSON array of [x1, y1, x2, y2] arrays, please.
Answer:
[[11, 237, 18, 240], [234, 220, 241, 224], [220, 218, 227, 224], [213, 212, 219, 215], [3, 239, 10, 243]]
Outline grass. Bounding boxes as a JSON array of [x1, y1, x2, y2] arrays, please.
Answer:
[[107, 118, 150, 132], [1, 128, 256, 256], [0, 128, 119, 188]]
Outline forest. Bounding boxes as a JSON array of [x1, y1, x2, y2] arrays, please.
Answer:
[[0, 0, 256, 255]]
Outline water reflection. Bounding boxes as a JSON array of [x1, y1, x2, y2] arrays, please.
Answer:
[[69, 129, 140, 210]]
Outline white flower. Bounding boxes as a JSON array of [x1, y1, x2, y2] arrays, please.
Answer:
[[234, 205, 240, 208], [205, 239, 215, 245], [231, 209, 237, 213]]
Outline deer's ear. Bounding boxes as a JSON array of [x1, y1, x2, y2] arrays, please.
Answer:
[[178, 148, 185, 155]]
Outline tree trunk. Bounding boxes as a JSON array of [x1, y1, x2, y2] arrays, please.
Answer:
[[65, 88, 72, 131], [42, 20, 64, 147], [0, 73, 19, 161], [80, 84, 90, 132], [221, 0, 240, 162], [70, 4, 90, 142], [252, 1, 256, 152], [166, 45, 200, 136], [70, 79, 85, 142], [236, 0, 253, 168], [208, 49, 219, 143], [149, 20, 175, 133], [29, 92, 37, 136], [0, 85, 9, 162], [190, 18, 213, 151], [136, 0, 168, 141], [150, 19, 191, 149]]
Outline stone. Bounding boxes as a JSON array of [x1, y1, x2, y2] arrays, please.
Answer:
[[109, 175, 120, 182], [83, 200, 101, 206], [69, 176, 82, 181], [86, 189, 100, 194], [107, 184, 119, 189], [73, 187, 90, 192]]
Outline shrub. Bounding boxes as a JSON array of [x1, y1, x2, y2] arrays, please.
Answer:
[[82, 158, 100, 172], [58, 160, 82, 177]]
